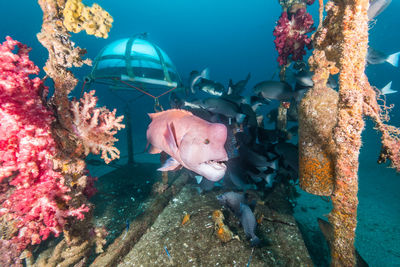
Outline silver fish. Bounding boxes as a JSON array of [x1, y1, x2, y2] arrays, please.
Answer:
[[368, 0, 392, 20], [367, 47, 400, 67]]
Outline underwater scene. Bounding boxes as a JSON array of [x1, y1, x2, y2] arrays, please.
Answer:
[[0, 0, 399, 266]]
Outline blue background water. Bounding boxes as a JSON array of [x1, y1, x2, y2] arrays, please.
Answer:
[[1, 0, 399, 265]]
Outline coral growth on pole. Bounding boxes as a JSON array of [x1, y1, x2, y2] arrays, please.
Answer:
[[0, 37, 89, 252], [0, 0, 120, 264], [63, 0, 113, 38], [298, 0, 400, 265]]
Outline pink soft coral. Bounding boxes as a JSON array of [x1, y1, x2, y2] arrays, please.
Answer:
[[70, 90, 125, 164], [273, 8, 315, 66], [0, 36, 89, 250]]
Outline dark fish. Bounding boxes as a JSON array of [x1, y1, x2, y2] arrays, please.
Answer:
[[184, 107, 214, 122], [294, 70, 314, 87], [221, 94, 250, 106], [318, 218, 369, 267], [169, 92, 184, 109], [257, 127, 285, 143], [274, 142, 299, 172], [250, 95, 270, 106], [253, 81, 306, 102], [266, 108, 278, 124], [366, 47, 399, 67], [217, 191, 245, 214], [239, 144, 277, 171], [225, 168, 257, 191], [288, 125, 299, 135], [239, 203, 260, 246], [225, 125, 240, 159], [235, 130, 254, 146], [290, 69, 337, 89], [195, 175, 216, 192], [293, 60, 307, 71], [184, 97, 246, 124], [228, 73, 251, 95], [189, 68, 210, 94], [368, 0, 391, 20], [287, 101, 299, 121], [240, 103, 258, 128], [196, 78, 226, 96]]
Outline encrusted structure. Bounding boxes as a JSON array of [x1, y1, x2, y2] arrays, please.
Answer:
[[0, 0, 122, 265], [299, 0, 400, 265]]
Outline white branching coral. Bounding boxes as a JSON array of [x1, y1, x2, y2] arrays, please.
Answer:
[[70, 90, 125, 164]]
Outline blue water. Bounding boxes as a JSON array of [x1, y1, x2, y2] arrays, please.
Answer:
[[1, 0, 399, 265]]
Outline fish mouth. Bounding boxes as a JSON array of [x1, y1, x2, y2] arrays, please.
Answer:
[[197, 158, 228, 181], [203, 159, 227, 170]]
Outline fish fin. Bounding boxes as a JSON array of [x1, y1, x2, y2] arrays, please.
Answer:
[[195, 175, 203, 184], [386, 51, 400, 67], [201, 67, 210, 80], [158, 157, 181, 171], [184, 101, 201, 109], [256, 115, 264, 127], [381, 81, 397, 95], [265, 173, 276, 188], [228, 86, 233, 95], [190, 68, 209, 94], [256, 166, 268, 172], [148, 113, 157, 120], [236, 113, 246, 124], [164, 122, 179, 152], [251, 103, 262, 112], [228, 79, 234, 95], [242, 96, 251, 105], [190, 83, 197, 94], [148, 146, 163, 154], [248, 172, 263, 183], [268, 160, 278, 170]]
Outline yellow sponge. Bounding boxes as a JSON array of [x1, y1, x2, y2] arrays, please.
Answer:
[[63, 0, 113, 38]]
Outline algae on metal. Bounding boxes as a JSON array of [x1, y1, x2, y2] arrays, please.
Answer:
[[118, 184, 312, 266]]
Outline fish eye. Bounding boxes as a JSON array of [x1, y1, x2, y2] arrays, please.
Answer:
[[204, 139, 210, 144]]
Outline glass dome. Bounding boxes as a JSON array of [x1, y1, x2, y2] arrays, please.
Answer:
[[86, 33, 181, 91]]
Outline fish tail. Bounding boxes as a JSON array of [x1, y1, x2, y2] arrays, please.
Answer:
[[381, 81, 397, 95], [386, 51, 400, 67]]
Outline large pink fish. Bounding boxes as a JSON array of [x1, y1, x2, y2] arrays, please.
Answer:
[[146, 109, 228, 181]]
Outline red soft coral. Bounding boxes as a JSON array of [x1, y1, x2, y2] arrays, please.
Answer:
[[273, 8, 315, 66], [0, 36, 89, 251]]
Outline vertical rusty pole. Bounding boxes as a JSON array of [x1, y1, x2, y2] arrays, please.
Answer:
[[329, 1, 369, 266]]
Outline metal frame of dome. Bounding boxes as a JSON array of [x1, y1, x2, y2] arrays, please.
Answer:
[[84, 33, 181, 92]]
